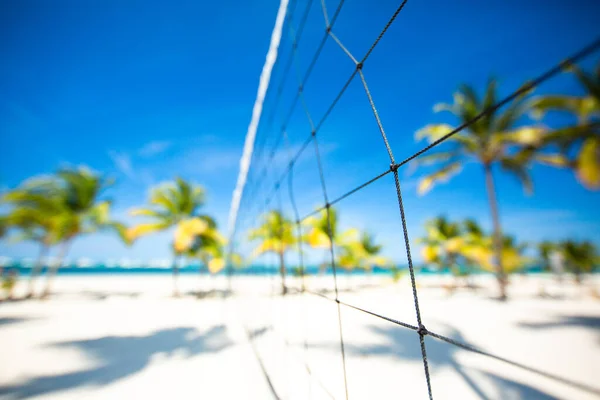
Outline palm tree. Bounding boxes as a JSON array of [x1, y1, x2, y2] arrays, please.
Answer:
[[177, 216, 228, 297], [537, 241, 558, 272], [41, 167, 126, 298], [531, 62, 600, 189], [358, 232, 389, 269], [460, 229, 528, 277], [1, 168, 124, 298], [304, 207, 358, 269], [248, 210, 296, 295], [414, 79, 545, 300], [1, 178, 64, 297], [128, 177, 208, 297], [418, 216, 462, 271], [337, 232, 389, 271], [560, 240, 598, 284]]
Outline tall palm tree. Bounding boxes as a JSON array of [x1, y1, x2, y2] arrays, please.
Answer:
[[248, 210, 296, 295], [414, 79, 545, 300], [41, 167, 126, 298], [128, 177, 208, 297], [1, 168, 124, 298], [531, 62, 600, 189], [1, 178, 65, 297], [560, 240, 598, 284]]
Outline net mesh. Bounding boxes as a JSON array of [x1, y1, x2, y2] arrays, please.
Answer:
[[228, 1, 600, 398]]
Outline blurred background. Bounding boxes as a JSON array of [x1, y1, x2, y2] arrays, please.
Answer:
[[1, 0, 599, 399]]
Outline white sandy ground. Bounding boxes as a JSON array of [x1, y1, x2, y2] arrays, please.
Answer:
[[0, 273, 599, 400]]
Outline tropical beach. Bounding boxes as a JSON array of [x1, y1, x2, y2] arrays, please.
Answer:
[[2, 0, 600, 399], [1, 273, 599, 399]]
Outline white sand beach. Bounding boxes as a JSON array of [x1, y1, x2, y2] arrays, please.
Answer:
[[1, 273, 599, 400]]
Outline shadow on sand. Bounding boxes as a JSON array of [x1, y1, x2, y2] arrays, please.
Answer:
[[342, 324, 558, 400], [186, 289, 232, 299], [518, 315, 600, 330], [0, 325, 233, 399], [0, 317, 34, 327]]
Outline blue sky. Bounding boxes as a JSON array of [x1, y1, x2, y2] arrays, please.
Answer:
[[1, 0, 599, 264]]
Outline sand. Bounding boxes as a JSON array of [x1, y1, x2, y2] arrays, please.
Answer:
[[0, 273, 599, 400]]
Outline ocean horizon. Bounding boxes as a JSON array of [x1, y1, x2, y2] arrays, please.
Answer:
[[0, 264, 553, 276]]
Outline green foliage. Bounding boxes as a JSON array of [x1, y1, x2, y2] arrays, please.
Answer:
[[560, 240, 598, 278], [537, 241, 558, 271], [1, 166, 124, 246], [248, 210, 296, 257], [419, 216, 529, 275], [531, 62, 600, 189], [414, 79, 546, 195], [303, 207, 389, 271], [417, 216, 463, 272], [129, 177, 206, 240]]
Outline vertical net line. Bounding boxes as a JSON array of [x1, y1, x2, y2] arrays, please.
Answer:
[[358, 64, 434, 399], [251, 0, 347, 193], [314, 0, 433, 396], [312, 132, 350, 400], [287, 157, 313, 400], [285, 0, 350, 395]]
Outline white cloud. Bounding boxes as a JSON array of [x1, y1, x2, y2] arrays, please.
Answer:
[[108, 150, 135, 180], [138, 140, 171, 158]]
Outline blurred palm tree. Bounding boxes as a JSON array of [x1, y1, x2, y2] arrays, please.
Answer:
[[560, 240, 598, 284], [461, 229, 528, 276], [184, 215, 243, 276], [537, 241, 558, 272], [337, 232, 389, 271], [304, 207, 358, 268], [531, 62, 600, 189], [128, 177, 211, 297], [42, 167, 127, 297], [1, 168, 126, 298], [1, 178, 64, 297], [418, 216, 462, 271], [414, 79, 545, 300], [248, 210, 295, 295]]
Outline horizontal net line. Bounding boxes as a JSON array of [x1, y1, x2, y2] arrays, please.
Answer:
[[304, 289, 419, 331], [303, 288, 600, 396], [299, 167, 392, 222], [426, 331, 600, 396], [393, 36, 600, 169]]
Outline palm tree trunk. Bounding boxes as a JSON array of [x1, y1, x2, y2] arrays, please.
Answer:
[[574, 270, 583, 285], [484, 163, 507, 301], [279, 250, 287, 295], [172, 255, 181, 297], [27, 245, 49, 298], [42, 240, 71, 299]]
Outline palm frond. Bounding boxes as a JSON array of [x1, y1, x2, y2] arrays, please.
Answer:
[[576, 137, 600, 189], [500, 157, 533, 194], [417, 161, 463, 195]]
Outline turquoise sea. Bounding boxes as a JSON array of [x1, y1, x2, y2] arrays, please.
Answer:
[[1, 264, 549, 276]]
